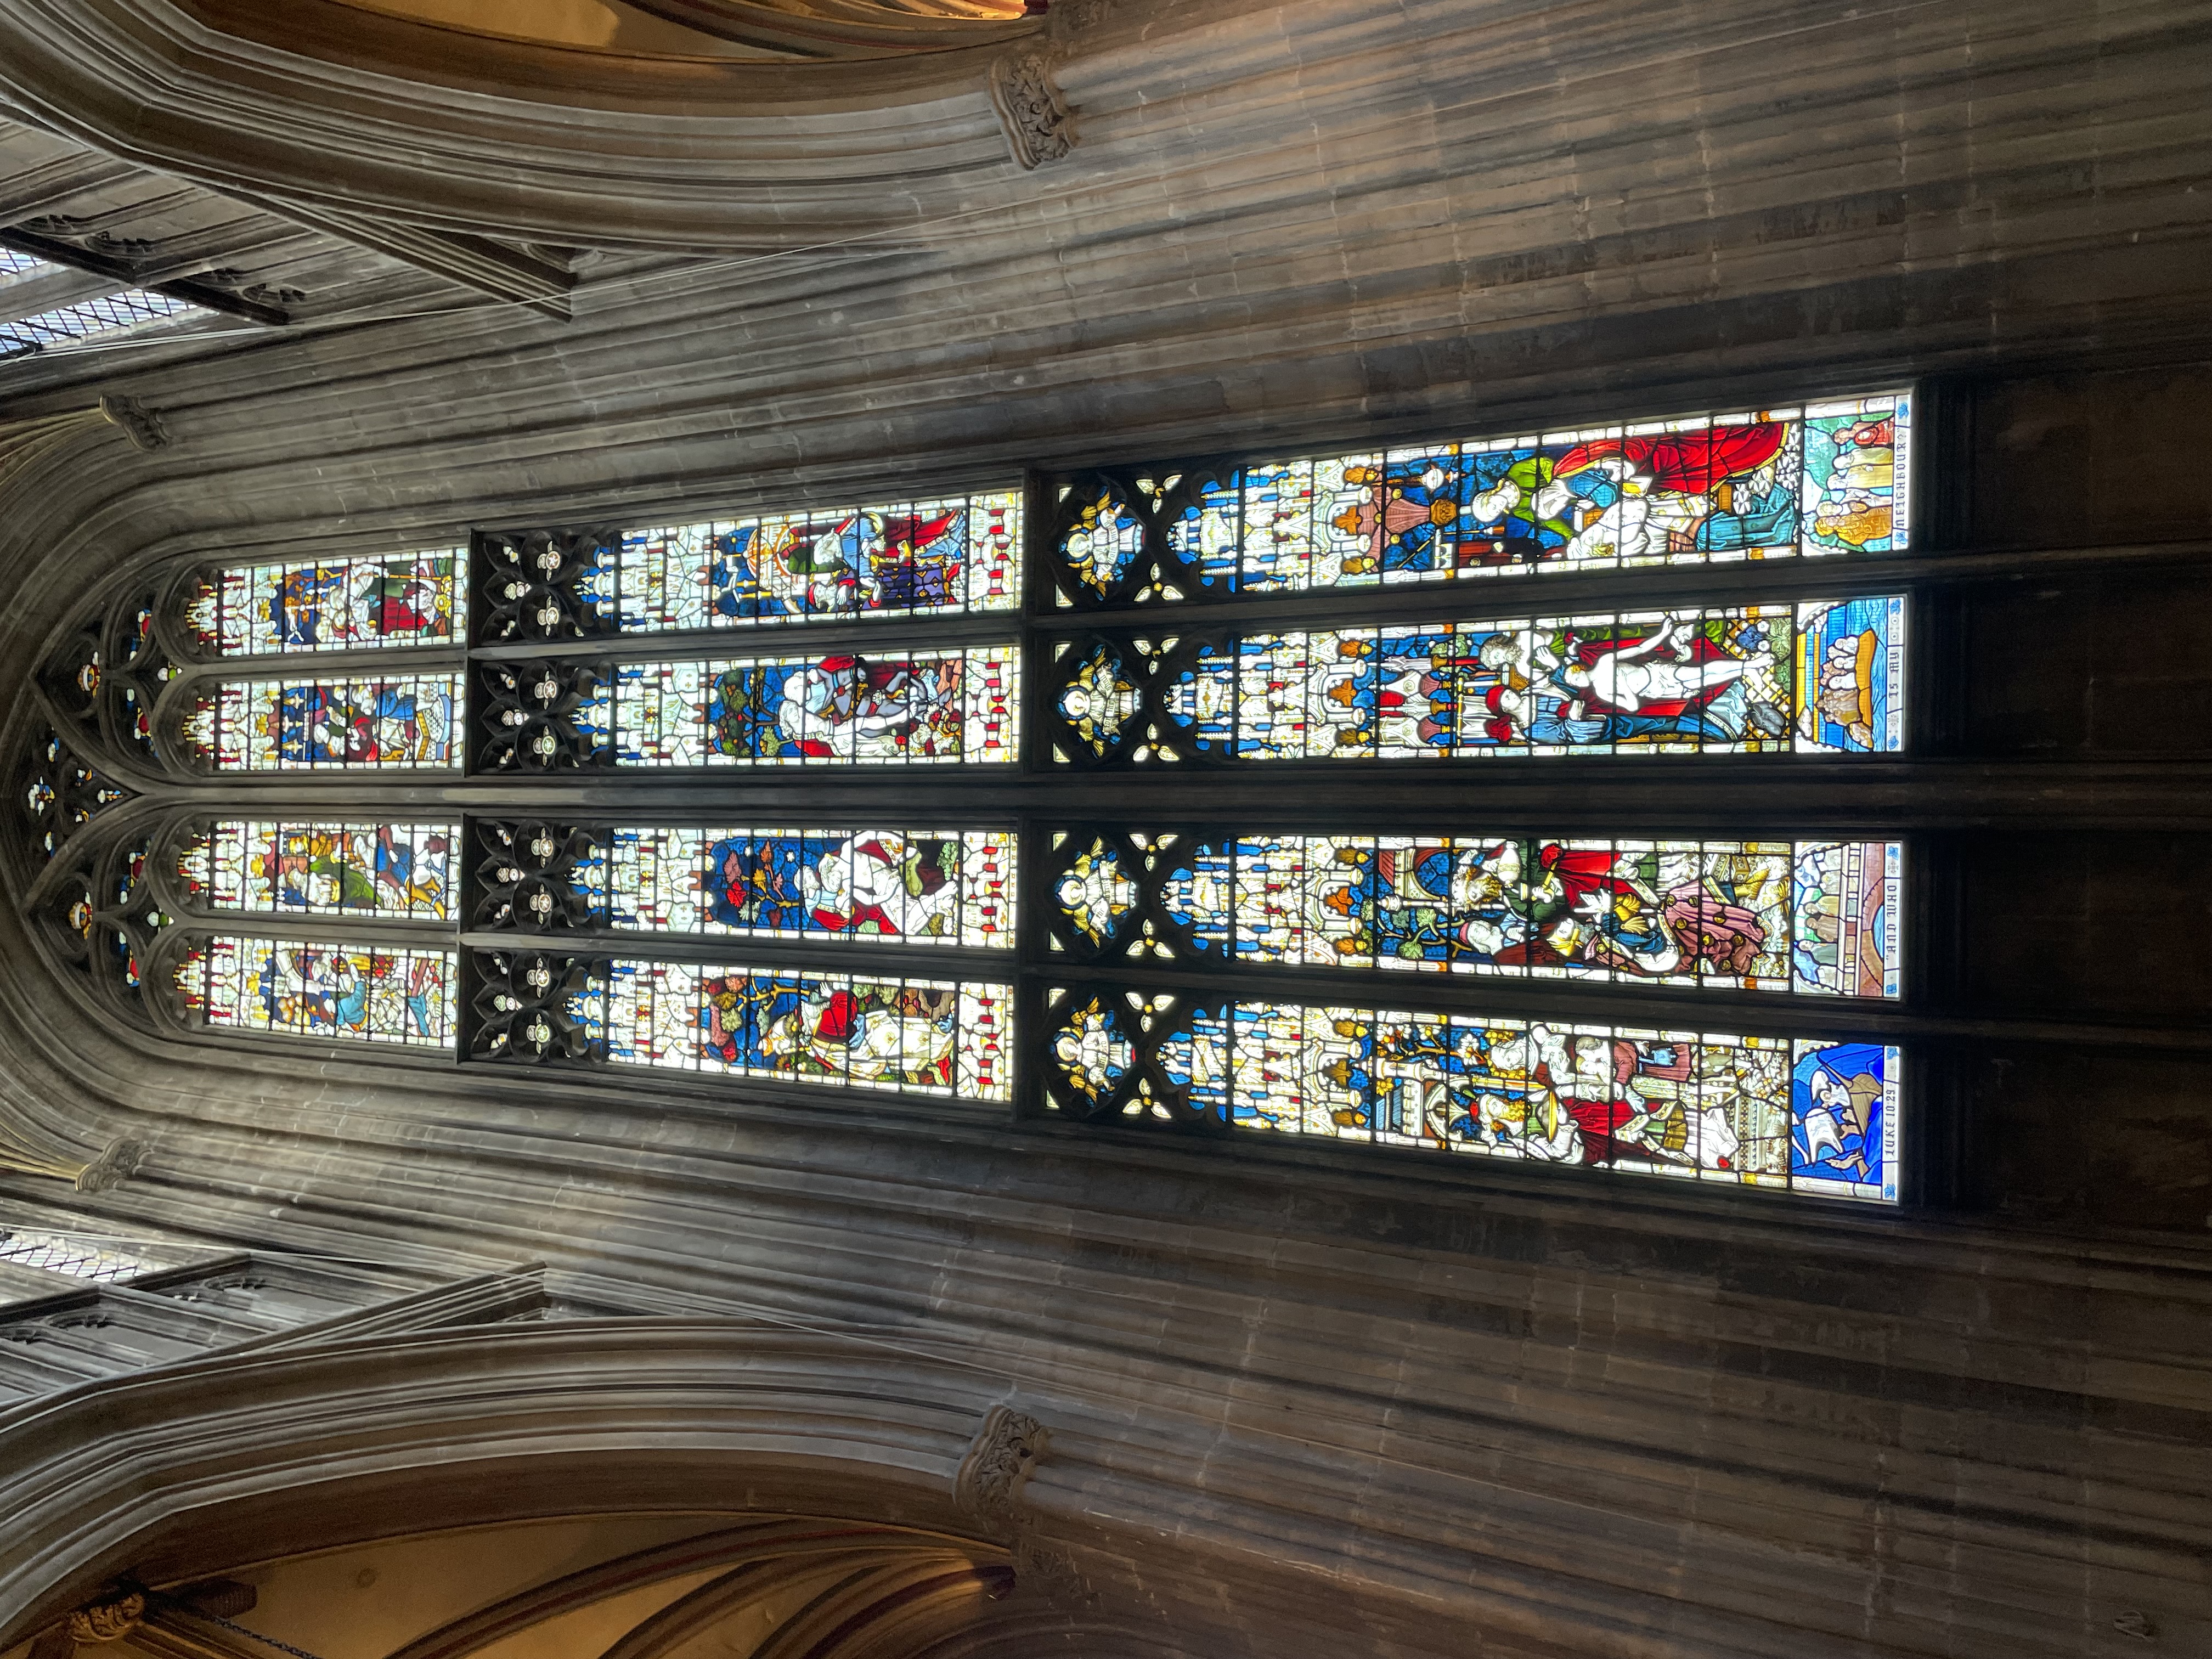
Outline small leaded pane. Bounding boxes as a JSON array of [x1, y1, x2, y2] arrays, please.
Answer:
[[610, 489, 1021, 631], [607, 827, 1013, 946], [187, 551, 464, 655], [1047, 597, 1903, 762], [180, 821, 458, 920], [0, 1228, 159, 1282], [185, 673, 463, 769], [601, 962, 1012, 1099], [0, 288, 201, 359], [611, 647, 1017, 766], [1045, 987, 1899, 1203], [1051, 394, 1908, 603], [177, 936, 456, 1047]]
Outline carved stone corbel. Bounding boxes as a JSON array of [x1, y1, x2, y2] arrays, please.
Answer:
[[66, 1590, 145, 1644], [75, 1136, 146, 1194], [952, 1406, 1095, 1604], [99, 395, 171, 451], [0, 1129, 145, 1194], [989, 53, 1076, 170], [954, 1402, 1051, 1524]]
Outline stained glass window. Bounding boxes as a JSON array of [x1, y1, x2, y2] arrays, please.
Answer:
[[185, 674, 462, 770], [608, 489, 1021, 630], [1048, 597, 1904, 763], [177, 936, 456, 1047], [607, 827, 1013, 946], [48, 380, 1922, 1207], [0, 250, 44, 278], [1046, 990, 1897, 1203], [185, 552, 464, 655], [599, 963, 1012, 1099], [1050, 394, 1909, 603], [612, 647, 1016, 766], [180, 821, 458, 919], [1051, 833, 1898, 997]]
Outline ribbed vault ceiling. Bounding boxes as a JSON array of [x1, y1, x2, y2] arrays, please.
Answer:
[[332, 0, 1032, 60], [16, 1517, 1082, 1659]]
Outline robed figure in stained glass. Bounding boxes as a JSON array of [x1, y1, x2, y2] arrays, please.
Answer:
[[1532, 614, 1787, 746], [708, 655, 964, 761], [1803, 411, 1901, 550], [269, 682, 453, 766], [699, 973, 958, 1087], [706, 507, 970, 620], [709, 518, 867, 619], [269, 562, 452, 648], [251, 946, 443, 1040], [1345, 422, 1799, 574], [272, 567, 347, 647], [1551, 423, 1796, 558], [879, 509, 966, 610], [706, 831, 963, 938], [359, 566, 451, 641]]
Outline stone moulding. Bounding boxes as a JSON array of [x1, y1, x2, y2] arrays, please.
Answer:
[[988, 52, 1077, 170], [1045, 0, 1117, 35], [0, 1120, 142, 1195], [0, 1326, 1042, 1644], [623, 0, 1035, 59], [0, 404, 162, 494], [0, 0, 1104, 250]]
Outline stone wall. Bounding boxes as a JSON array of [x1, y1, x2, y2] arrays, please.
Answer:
[[0, 3, 2205, 1656]]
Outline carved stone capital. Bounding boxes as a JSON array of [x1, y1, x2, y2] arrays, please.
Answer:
[[989, 53, 1076, 171]]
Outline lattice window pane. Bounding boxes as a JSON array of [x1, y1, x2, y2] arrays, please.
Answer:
[[0, 287, 200, 358]]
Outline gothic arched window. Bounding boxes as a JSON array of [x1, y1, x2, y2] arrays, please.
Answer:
[[15, 390, 1912, 1206]]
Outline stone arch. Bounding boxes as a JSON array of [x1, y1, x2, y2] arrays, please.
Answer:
[[0, 1321, 1172, 1659]]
